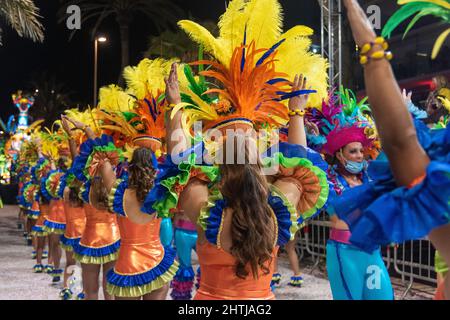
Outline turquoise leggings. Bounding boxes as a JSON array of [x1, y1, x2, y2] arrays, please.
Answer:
[[175, 228, 198, 268], [326, 240, 394, 300], [160, 218, 173, 247]]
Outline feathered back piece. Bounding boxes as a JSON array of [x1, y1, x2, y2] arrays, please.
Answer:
[[306, 87, 379, 157], [382, 0, 450, 59], [178, 0, 328, 109]]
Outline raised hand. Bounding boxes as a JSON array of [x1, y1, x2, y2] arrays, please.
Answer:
[[165, 63, 181, 105], [305, 119, 320, 136], [288, 74, 310, 111], [61, 116, 72, 135], [402, 89, 413, 105], [64, 116, 86, 131]]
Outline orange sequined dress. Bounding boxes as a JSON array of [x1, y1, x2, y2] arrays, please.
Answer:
[[195, 242, 277, 300], [192, 186, 295, 300], [41, 171, 68, 235], [31, 204, 49, 237], [72, 181, 121, 264], [60, 202, 87, 252], [105, 179, 178, 298], [43, 199, 66, 235], [141, 142, 330, 300]]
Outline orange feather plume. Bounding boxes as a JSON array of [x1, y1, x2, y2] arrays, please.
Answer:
[[190, 41, 291, 130]]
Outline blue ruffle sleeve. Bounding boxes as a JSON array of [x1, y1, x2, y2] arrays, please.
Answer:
[[40, 172, 54, 202], [263, 142, 330, 222], [330, 121, 450, 252], [72, 134, 114, 183], [268, 186, 300, 246], [141, 142, 218, 218]]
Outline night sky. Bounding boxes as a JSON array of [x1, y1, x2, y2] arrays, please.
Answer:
[[0, 0, 320, 124]]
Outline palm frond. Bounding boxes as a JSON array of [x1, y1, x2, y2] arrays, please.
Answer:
[[0, 0, 44, 45]]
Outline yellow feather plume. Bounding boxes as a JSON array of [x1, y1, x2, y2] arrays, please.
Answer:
[[98, 85, 135, 113], [123, 58, 179, 99], [123, 59, 153, 99], [245, 0, 283, 50], [432, 28, 450, 59], [178, 20, 229, 66], [217, 0, 248, 60]]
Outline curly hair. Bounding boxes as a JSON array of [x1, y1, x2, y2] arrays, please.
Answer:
[[68, 180, 84, 208], [128, 148, 157, 203]]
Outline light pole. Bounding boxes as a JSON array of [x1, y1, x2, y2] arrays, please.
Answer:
[[94, 36, 107, 107]]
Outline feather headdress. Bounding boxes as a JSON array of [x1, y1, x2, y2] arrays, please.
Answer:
[[97, 58, 179, 152], [306, 87, 379, 157], [178, 0, 328, 110], [40, 123, 71, 162], [382, 0, 450, 59], [175, 0, 328, 137], [64, 107, 102, 145]]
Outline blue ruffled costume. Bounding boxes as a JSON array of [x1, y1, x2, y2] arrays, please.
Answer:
[[329, 120, 450, 252]]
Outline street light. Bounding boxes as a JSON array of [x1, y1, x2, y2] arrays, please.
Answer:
[[94, 36, 108, 107]]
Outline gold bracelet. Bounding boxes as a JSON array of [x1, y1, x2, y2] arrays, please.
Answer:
[[360, 37, 389, 55], [360, 50, 393, 65], [288, 109, 306, 117]]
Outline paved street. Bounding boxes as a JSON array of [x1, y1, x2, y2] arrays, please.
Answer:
[[0, 205, 432, 300]]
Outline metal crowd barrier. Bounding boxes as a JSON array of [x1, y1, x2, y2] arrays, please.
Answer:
[[294, 211, 437, 299]]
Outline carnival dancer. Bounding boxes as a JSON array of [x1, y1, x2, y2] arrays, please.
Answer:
[[57, 117, 87, 300], [141, 2, 331, 294], [143, 57, 329, 299], [30, 189, 50, 273], [41, 136, 69, 284], [329, 0, 450, 300], [306, 87, 393, 300], [67, 58, 180, 300], [30, 155, 54, 273], [141, 1, 329, 300], [66, 112, 120, 301]]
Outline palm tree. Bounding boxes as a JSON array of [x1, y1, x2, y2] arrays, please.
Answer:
[[58, 0, 183, 84], [0, 0, 44, 45], [29, 73, 74, 127]]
